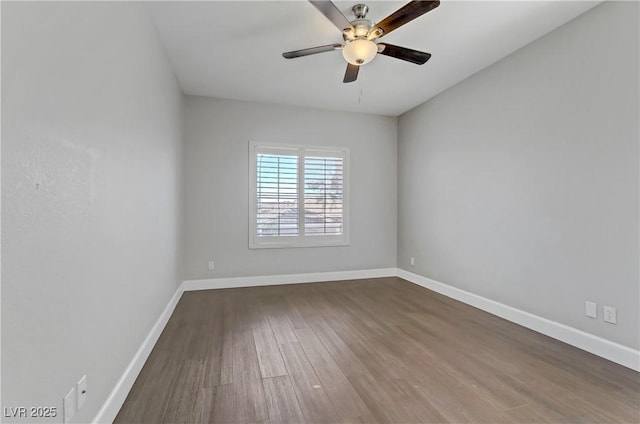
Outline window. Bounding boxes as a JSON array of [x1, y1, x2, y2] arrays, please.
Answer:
[[249, 142, 349, 248]]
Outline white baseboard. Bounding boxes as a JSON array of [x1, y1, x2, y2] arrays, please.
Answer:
[[182, 268, 398, 291], [397, 268, 640, 372], [92, 287, 184, 424]]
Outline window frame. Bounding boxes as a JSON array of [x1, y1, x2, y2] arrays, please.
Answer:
[[249, 141, 350, 249]]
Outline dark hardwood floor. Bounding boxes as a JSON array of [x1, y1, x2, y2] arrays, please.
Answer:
[[114, 277, 640, 423]]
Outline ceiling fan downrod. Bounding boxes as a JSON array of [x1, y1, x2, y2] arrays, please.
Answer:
[[352, 4, 369, 19]]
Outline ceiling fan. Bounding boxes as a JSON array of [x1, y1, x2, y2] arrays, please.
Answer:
[[283, 0, 440, 83]]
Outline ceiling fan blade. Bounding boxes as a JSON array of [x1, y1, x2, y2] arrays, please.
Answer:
[[378, 43, 431, 65], [373, 0, 440, 38], [283, 44, 342, 59], [343, 63, 359, 83], [308, 0, 354, 32]]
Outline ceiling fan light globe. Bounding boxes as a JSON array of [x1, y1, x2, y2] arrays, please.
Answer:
[[342, 39, 377, 66]]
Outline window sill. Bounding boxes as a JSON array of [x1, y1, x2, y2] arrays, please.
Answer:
[[249, 239, 350, 249]]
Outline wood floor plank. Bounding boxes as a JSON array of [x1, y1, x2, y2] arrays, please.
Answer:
[[213, 316, 268, 423], [290, 293, 369, 373], [262, 376, 306, 424], [192, 388, 217, 424], [122, 351, 179, 404], [162, 360, 207, 423], [383, 378, 454, 423], [266, 309, 299, 345], [115, 399, 167, 424], [213, 331, 268, 423], [253, 315, 288, 379], [505, 403, 565, 424], [346, 373, 414, 423], [115, 277, 640, 424], [304, 316, 369, 377], [283, 294, 312, 330], [233, 327, 264, 381], [212, 377, 268, 423], [279, 341, 340, 423], [295, 328, 373, 421], [218, 296, 235, 386]]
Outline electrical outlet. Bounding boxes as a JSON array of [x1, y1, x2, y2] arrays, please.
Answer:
[[63, 387, 76, 423], [208, 260, 215, 270], [585, 301, 597, 319], [410, 257, 415, 266], [603, 306, 617, 324], [77, 375, 87, 410]]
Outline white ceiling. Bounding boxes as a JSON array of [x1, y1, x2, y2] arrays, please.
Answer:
[[147, 1, 600, 116]]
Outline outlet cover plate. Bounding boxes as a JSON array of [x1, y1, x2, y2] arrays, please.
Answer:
[[77, 375, 87, 410], [64, 387, 76, 423], [603, 305, 617, 324]]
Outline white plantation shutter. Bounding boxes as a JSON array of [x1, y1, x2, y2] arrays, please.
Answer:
[[304, 155, 344, 235], [256, 153, 298, 236], [250, 143, 349, 248]]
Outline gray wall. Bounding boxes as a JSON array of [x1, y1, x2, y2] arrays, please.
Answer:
[[183, 96, 397, 280], [2, 2, 184, 423], [398, 1, 639, 349]]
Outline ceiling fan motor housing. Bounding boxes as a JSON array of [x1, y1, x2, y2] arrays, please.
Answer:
[[344, 18, 372, 40], [343, 4, 369, 41]]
